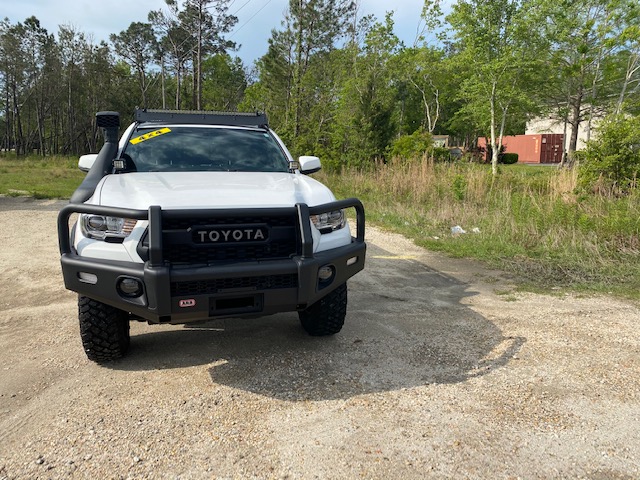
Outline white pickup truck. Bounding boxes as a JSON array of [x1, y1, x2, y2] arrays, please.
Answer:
[[58, 110, 366, 363]]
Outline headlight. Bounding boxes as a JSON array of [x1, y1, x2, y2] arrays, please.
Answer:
[[80, 215, 137, 241], [311, 210, 345, 234]]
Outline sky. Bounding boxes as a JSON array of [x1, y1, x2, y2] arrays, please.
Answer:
[[2, 0, 434, 66]]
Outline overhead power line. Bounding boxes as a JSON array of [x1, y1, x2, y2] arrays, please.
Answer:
[[229, 0, 274, 39], [232, 0, 255, 16]]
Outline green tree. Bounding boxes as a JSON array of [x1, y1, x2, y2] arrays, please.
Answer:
[[613, 0, 640, 114], [149, 6, 193, 109], [178, 0, 237, 109], [541, 0, 632, 164], [19, 17, 57, 155], [331, 14, 400, 165], [83, 41, 117, 151], [58, 25, 89, 154], [201, 53, 246, 110], [0, 19, 28, 153], [289, 0, 355, 131], [110, 22, 157, 108], [397, 47, 449, 134], [255, 0, 355, 152], [240, 27, 296, 138], [447, 0, 547, 175]]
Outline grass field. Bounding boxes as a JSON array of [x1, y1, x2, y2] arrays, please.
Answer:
[[1, 154, 638, 299], [0, 155, 85, 198]]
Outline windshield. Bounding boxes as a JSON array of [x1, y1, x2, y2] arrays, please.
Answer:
[[121, 126, 290, 173]]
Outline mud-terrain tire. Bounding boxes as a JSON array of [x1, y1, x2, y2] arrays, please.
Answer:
[[299, 283, 347, 336], [78, 296, 130, 363]]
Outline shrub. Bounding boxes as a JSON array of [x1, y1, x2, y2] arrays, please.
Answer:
[[578, 114, 640, 195], [451, 173, 466, 200], [501, 153, 519, 164], [389, 128, 433, 160], [432, 147, 453, 163]]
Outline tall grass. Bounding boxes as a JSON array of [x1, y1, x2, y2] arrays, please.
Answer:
[[319, 160, 640, 298]]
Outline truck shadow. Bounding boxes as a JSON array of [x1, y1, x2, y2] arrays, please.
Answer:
[[114, 242, 525, 401]]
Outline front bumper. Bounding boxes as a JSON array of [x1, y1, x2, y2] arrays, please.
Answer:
[[58, 200, 365, 324]]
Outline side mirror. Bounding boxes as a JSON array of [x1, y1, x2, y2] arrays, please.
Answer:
[[299, 155, 321, 174], [78, 154, 98, 173]]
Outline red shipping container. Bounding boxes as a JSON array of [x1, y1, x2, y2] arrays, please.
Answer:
[[477, 134, 564, 163]]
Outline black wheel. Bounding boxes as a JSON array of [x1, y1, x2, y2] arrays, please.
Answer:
[[78, 296, 130, 363], [299, 283, 347, 336]]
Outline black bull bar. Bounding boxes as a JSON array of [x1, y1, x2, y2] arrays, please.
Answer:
[[57, 199, 366, 323]]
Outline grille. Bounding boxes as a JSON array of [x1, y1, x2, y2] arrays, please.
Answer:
[[172, 274, 297, 296], [161, 212, 299, 265], [164, 242, 297, 265]]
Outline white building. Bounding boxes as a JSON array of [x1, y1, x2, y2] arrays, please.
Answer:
[[526, 114, 601, 151]]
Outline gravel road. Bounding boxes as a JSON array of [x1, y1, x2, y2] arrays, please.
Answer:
[[0, 196, 639, 479]]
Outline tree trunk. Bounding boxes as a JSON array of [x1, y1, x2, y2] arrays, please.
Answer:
[[139, 65, 147, 109], [566, 97, 582, 167], [161, 56, 166, 110], [560, 115, 568, 167], [196, 1, 203, 110], [490, 81, 499, 176], [615, 51, 639, 115], [176, 62, 182, 109], [192, 57, 197, 108], [67, 66, 73, 155], [3, 78, 10, 152], [36, 100, 44, 156], [586, 66, 600, 143], [293, 0, 304, 139], [12, 82, 24, 156]]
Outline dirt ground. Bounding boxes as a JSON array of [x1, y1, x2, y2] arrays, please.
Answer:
[[0, 196, 639, 479]]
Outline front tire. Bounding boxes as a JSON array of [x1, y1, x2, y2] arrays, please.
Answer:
[[299, 283, 347, 336], [78, 296, 130, 363]]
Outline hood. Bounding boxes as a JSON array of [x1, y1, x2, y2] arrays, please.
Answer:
[[93, 172, 336, 209]]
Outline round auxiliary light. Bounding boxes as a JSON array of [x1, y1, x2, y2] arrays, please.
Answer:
[[318, 265, 335, 282], [117, 277, 143, 298]]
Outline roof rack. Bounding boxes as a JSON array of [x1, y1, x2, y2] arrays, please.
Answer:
[[135, 109, 268, 127]]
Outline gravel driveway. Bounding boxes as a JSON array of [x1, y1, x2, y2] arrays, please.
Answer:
[[0, 196, 639, 479]]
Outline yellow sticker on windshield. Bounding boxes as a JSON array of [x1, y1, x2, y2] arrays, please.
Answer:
[[130, 127, 171, 145]]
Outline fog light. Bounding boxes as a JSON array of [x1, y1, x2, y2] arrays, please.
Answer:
[[318, 265, 335, 290], [318, 265, 335, 282], [117, 277, 143, 298]]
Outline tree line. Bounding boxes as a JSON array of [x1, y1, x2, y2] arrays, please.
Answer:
[[1, 0, 639, 173]]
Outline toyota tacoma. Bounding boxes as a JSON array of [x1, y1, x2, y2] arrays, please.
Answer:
[[58, 110, 366, 362]]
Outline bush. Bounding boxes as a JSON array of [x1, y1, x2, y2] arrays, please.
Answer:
[[432, 147, 453, 163], [501, 153, 519, 164], [578, 114, 640, 195], [389, 129, 433, 160]]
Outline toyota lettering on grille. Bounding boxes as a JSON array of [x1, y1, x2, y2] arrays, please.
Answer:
[[192, 225, 269, 244]]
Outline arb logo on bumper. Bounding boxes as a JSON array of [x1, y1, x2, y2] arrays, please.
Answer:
[[179, 299, 196, 308]]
